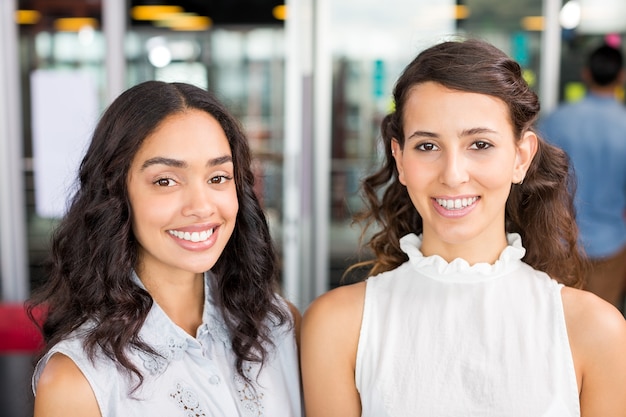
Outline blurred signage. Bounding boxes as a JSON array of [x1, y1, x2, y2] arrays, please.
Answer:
[[373, 59, 385, 98], [30, 70, 98, 218], [511, 32, 529, 67]]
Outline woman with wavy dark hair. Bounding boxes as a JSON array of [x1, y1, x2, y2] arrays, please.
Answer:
[[29, 81, 302, 417], [301, 39, 626, 416]]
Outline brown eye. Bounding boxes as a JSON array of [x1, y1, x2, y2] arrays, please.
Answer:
[[155, 178, 175, 187], [417, 142, 438, 151], [470, 141, 492, 150], [209, 175, 230, 184]]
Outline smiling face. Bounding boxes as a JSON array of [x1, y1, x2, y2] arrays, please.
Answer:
[[127, 109, 238, 282], [392, 81, 536, 264]]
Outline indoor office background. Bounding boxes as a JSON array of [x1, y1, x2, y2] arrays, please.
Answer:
[[1, 1, 625, 416]]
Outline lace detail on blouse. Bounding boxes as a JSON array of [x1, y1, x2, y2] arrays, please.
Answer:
[[139, 335, 188, 376], [399, 232, 527, 282], [169, 381, 207, 417], [235, 363, 265, 416]]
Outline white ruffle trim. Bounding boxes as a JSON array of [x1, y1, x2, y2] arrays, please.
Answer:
[[399, 233, 527, 282]]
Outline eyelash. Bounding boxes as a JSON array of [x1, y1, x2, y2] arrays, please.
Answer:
[[414, 140, 492, 151], [153, 175, 233, 187], [154, 177, 176, 187], [416, 142, 438, 151], [209, 175, 233, 184], [469, 141, 492, 150]]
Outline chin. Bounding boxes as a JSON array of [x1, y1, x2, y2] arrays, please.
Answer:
[[188, 263, 218, 275]]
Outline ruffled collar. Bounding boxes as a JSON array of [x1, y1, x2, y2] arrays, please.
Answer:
[[399, 233, 526, 283]]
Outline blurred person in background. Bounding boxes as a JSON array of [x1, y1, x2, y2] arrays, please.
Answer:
[[28, 81, 302, 417], [540, 43, 626, 314]]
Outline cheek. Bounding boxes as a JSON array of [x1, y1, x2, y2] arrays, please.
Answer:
[[221, 188, 240, 219], [227, 200, 239, 220], [401, 163, 431, 189], [396, 157, 418, 187], [130, 197, 166, 235], [401, 169, 432, 213], [479, 158, 517, 185], [474, 166, 516, 202]]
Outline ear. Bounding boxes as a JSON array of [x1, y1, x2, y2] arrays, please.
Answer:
[[513, 130, 538, 184], [391, 139, 406, 185]]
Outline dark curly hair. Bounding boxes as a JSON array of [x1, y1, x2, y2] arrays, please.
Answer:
[[353, 38, 588, 288], [27, 81, 289, 388]]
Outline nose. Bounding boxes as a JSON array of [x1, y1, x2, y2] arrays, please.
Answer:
[[181, 181, 216, 218], [439, 149, 469, 187]]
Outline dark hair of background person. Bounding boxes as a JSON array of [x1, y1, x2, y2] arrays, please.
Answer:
[[588, 44, 624, 86], [351, 38, 588, 287], [27, 81, 289, 388]]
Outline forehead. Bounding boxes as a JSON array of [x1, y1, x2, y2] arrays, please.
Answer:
[[402, 82, 512, 132], [135, 110, 232, 160]]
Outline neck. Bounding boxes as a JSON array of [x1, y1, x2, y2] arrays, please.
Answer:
[[589, 84, 619, 98], [420, 231, 509, 266], [140, 271, 205, 336]]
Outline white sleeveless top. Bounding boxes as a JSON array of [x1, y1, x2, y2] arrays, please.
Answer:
[[33, 272, 303, 417], [355, 233, 579, 417]]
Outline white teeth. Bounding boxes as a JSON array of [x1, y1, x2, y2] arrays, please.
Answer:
[[168, 228, 214, 242], [436, 197, 478, 210]]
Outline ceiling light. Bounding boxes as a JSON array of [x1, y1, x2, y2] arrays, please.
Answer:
[[560, 0, 581, 29], [131, 5, 184, 21], [54, 18, 99, 32], [455, 5, 470, 20], [15, 9, 41, 25], [148, 45, 172, 68], [521, 16, 544, 31], [273, 5, 287, 20], [155, 15, 212, 31]]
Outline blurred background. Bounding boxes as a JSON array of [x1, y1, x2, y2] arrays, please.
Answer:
[[1, 1, 625, 415]]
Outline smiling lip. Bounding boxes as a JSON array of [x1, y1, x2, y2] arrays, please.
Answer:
[[435, 196, 479, 210], [432, 196, 479, 218], [168, 228, 215, 243], [166, 222, 222, 252]]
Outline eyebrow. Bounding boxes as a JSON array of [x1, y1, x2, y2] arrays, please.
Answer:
[[407, 130, 438, 140], [140, 155, 233, 171], [460, 127, 499, 136], [407, 127, 498, 140]]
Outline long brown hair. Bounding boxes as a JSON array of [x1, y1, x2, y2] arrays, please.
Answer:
[[353, 38, 587, 287]]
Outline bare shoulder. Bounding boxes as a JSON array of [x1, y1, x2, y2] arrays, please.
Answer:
[[302, 281, 367, 334], [301, 281, 367, 357], [300, 282, 367, 417], [561, 286, 626, 345], [561, 287, 626, 415], [34, 353, 101, 417]]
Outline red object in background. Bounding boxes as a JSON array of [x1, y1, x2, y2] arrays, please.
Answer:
[[0, 303, 45, 353]]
